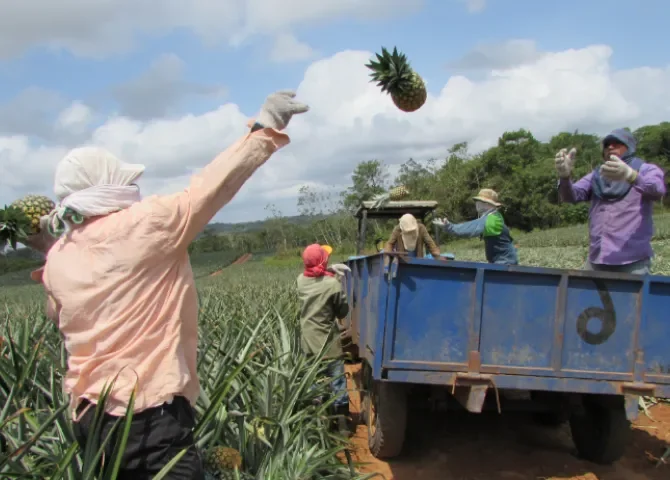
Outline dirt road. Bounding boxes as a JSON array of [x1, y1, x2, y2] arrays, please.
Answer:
[[344, 364, 669, 480], [209, 253, 253, 277]]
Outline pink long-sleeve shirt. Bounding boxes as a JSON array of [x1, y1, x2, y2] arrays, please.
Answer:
[[37, 126, 289, 417]]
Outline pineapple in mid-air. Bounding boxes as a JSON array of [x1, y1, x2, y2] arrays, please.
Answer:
[[203, 446, 252, 480], [10, 194, 55, 235], [388, 185, 409, 201], [369, 184, 411, 209], [365, 46, 427, 112]]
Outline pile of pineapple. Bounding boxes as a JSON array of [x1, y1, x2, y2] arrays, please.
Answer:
[[0, 194, 55, 250]]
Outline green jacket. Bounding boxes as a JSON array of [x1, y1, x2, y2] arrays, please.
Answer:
[[297, 274, 350, 359]]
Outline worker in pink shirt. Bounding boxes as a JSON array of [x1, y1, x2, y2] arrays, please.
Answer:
[[24, 90, 309, 479]]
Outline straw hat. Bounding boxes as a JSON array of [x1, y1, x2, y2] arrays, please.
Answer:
[[399, 213, 419, 252], [473, 188, 501, 207]]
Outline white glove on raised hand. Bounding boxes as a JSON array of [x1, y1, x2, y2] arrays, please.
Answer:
[[554, 147, 577, 178], [328, 263, 351, 277], [600, 155, 638, 183], [432, 217, 449, 227], [256, 90, 309, 131]]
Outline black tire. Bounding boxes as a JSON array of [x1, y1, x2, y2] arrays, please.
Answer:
[[366, 381, 407, 459], [533, 411, 570, 427], [569, 396, 630, 465]]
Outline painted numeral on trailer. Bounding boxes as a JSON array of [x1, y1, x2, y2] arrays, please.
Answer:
[[576, 279, 617, 345]]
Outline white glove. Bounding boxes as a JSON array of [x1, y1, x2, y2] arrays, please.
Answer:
[[255, 90, 309, 131], [328, 263, 351, 276], [432, 217, 449, 227], [600, 155, 638, 183], [554, 147, 577, 178]]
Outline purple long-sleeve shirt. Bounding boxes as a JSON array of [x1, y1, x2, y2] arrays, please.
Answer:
[[558, 164, 666, 265]]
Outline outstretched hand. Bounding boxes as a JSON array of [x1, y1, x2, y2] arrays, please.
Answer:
[[328, 263, 351, 278], [256, 90, 309, 131]]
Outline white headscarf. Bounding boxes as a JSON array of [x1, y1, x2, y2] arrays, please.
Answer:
[[399, 213, 419, 252], [48, 146, 145, 236]]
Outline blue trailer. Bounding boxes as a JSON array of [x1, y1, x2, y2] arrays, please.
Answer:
[[344, 201, 670, 465]]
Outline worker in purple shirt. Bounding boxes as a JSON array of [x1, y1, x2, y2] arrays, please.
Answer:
[[555, 128, 666, 274]]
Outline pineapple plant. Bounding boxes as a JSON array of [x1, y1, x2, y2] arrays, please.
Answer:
[[365, 46, 427, 112], [10, 194, 55, 235]]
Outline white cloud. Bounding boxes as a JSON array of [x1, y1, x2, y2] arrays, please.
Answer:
[[461, 0, 486, 13], [2, 43, 670, 223], [0, 0, 423, 60], [269, 33, 315, 63], [55, 101, 93, 135], [447, 39, 543, 71]]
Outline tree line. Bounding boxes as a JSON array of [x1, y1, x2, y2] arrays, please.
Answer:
[[4, 121, 669, 271], [188, 121, 670, 256]]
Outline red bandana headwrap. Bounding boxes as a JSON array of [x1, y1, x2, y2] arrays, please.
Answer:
[[302, 244, 334, 277]]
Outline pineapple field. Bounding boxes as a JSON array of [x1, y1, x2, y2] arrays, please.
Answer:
[[1, 217, 670, 479]]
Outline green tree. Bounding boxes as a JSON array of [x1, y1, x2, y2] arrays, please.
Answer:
[[343, 160, 389, 210]]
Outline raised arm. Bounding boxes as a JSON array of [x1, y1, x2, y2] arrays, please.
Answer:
[[558, 174, 593, 203], [554, 146, 592, 203], [147, 91, 308, 252]]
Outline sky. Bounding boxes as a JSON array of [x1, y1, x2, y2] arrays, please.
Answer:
[[1, 0, 669, 224]]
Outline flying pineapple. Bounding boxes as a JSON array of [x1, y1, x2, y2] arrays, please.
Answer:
[[10, 194, 55, 235], [369, 185, 410, 209], [365, 46, 427, 113], [203, 446, 252, 480]]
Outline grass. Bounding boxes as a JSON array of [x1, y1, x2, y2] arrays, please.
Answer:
[[2, 215, 670, 478]]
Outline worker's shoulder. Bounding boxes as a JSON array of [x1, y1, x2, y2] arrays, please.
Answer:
[[297, 274, 340, 291], [641, 160, 665, 175]]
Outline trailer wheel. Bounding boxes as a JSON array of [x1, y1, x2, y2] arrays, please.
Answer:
[[533, 411, 570, 427], [366, 380, 407, 459], [569, 396, 630, 465]]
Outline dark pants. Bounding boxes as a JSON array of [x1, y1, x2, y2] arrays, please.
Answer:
[[72, 396, 205, 479]]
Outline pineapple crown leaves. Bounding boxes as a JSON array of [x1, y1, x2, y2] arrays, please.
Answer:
[[0, 205, 32, 250], [365, 46, 416, 94]]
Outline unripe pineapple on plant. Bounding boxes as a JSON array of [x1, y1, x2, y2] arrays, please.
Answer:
[[365, 46, 427, 112]]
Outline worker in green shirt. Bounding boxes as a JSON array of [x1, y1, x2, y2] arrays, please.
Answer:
[[297, 243, 352, 436], [433, 188, 519, 265]]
